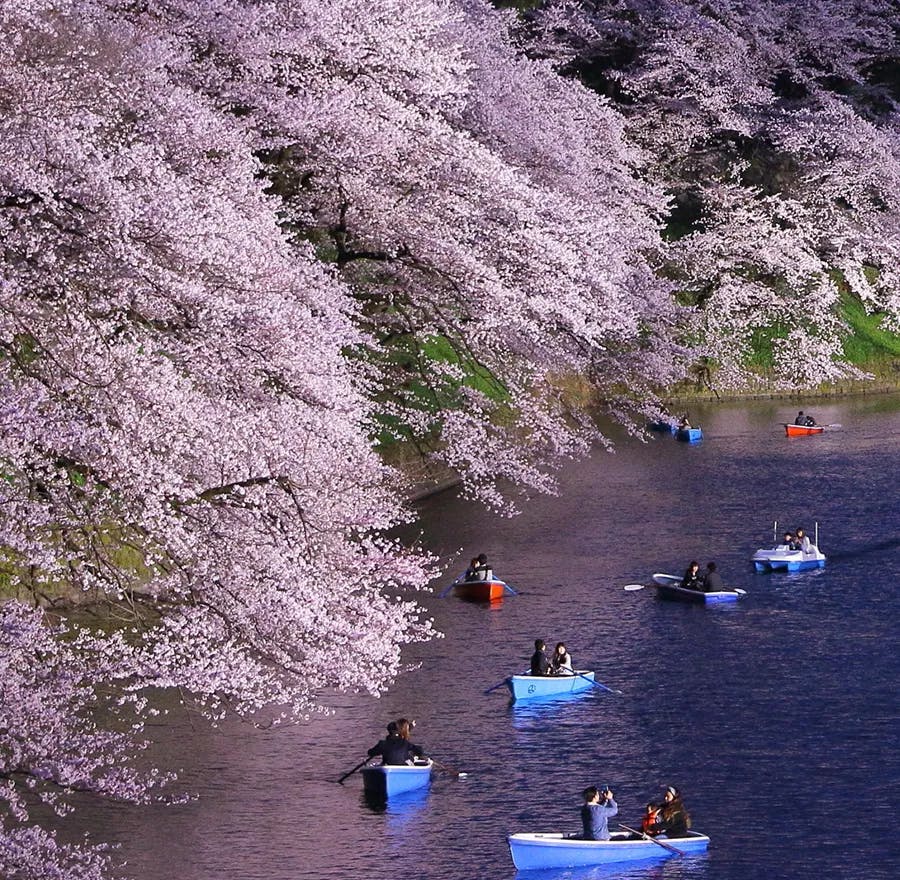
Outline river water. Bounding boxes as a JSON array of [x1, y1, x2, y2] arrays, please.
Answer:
[[69, 396, 899, 879]]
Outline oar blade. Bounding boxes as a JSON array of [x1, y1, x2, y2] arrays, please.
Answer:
[[623, 583, 645, 591]]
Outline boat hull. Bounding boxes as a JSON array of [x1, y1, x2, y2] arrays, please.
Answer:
[[648, 420, 677, 434], [675, 427, 703, 443], [784, 423, 824, 436], [508, 831, 710, 870], [651, 573, 743, 603], [361, 761, 432, 798], [453, 579, 507, 601], [751, 545, 826, 572], [506, 671, 595, 701]]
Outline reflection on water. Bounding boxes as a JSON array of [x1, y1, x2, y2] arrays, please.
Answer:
[[513, 852, 712, 880], [362, 784, 431, 824]]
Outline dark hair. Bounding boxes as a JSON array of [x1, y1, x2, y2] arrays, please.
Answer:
[[477, 553, 488, 564], [582, 786, 599, 801], [534, 638, 545, 650], [554, 642, 567, 654], [706, 561, 717, 572], [689, 560, 698, 568], [395, 718, 414, 739]]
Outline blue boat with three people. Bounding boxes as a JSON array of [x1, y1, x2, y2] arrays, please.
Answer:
[[507, 830, 711, 870], [361, 759, 433, 798], [506, 671, 597, 701]]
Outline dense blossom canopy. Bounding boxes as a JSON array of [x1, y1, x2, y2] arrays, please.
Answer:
[[1, 0, 897, 877], [530, 0, 900, 384]]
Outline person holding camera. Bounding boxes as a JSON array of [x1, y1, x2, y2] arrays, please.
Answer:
[[580, 785, 618, 840]]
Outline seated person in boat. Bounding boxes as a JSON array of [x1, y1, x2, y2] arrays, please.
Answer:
[[678, 414, 691, 429], [795, 410, 817, 427], [463, 556, 480, 581], [657, 785, 691, 837], [782, 531, 796, 550], [367, 718, 425, 766], [467, 552, 492, 581], [530, 639, 550, 676], [794, 527, 811, 552], [580, 786, 618, 840], [702, 561, 724, 592], [680, 560, 702, 590], [549, 642, 574, 675], [641, 802, 662, 837]]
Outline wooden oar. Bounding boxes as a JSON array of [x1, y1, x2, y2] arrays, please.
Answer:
[[431, 759, 468, 778], [501, 581, 519, 595], [337, 757, 371, 784], [438, 571, 467, 598], [617, 824, 684, 856], [575, 671, 621, 694], [484, 678, 510, 695]]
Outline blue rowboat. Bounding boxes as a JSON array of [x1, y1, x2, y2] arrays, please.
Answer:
[[675, 426, 703, 443], [751, 544, 826, 572], [506, 671, 596, 701], [361, 760, 432, 798], [508, 830, 710, 870], [652, 573, 745, 604]]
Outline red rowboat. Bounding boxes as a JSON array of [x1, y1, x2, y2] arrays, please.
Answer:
[[453, 579, 507, 601], [783, 423, 824, 436]]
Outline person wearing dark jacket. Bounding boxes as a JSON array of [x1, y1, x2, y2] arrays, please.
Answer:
[[530, 639, 550, 676], [367, 719, 425, 765], [580, 786, 618, 840], [681, 561, 702, 590], [702, 562, 724, 592], [658, 785, 691, 837]]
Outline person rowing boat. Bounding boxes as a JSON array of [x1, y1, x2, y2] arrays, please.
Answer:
[[367, 718, 426, 765]]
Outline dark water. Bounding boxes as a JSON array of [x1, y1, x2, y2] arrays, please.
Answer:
[[70, 397, 900, 879]]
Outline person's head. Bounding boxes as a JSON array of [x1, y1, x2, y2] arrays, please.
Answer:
[[469, 557, 479, 567], [645, 802, 658, 814], [395, 718, 415, 739], [689, 560, 699, 571], [386, 721, 398, 735], [582, 786, 600, 803], [663, 785, 678, 802], [783, 532, 793, 542], [706, 561, 716, 572], [554, 642, 567, 655], [798, 411, 804, 416], [795, 527, 804, 537], [477, 553, 488, 564], [534, 639, 545, 651]]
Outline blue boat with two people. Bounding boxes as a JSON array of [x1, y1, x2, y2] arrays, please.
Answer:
[[507, 829, 710, 870], [505, 671, 597, 701], [361, 759, 433, 798], [652, 573, 745, 604], [751, 522, 826, 572]]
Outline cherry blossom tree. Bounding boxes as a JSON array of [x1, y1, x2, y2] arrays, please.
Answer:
[[0, 0, 689, 873], [528, 0, 900, 386]]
